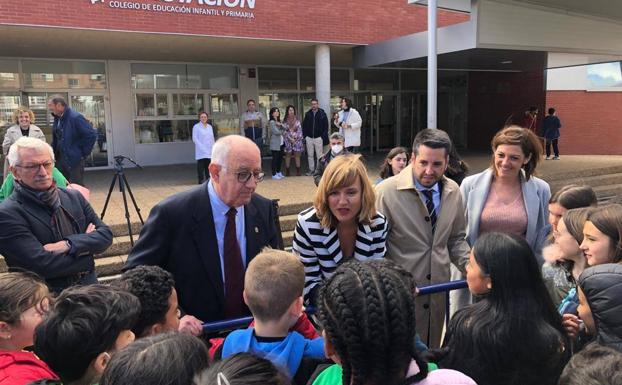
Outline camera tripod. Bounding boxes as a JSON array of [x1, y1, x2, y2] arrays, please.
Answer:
[[100, 155, 144, 246]]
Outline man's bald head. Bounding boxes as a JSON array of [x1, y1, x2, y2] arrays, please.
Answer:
[[211, 135, 260, 167], [209, 136, 262, 207]]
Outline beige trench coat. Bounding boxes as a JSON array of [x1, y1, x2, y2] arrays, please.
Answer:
[[2, 124, 46, 178], [375, 165, 470, 348]]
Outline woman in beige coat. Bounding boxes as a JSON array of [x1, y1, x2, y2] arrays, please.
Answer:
[[2, 106, 46, 178]]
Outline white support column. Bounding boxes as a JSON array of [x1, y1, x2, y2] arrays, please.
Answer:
[[315, 44, 331, 115], [427, 0, 437, 129]]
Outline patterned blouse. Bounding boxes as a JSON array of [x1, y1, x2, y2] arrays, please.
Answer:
[[283, 118, 303, 153]]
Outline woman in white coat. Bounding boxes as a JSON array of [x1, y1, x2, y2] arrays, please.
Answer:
[[334, 98, 362, 153], [2, 106, 46, 179], [192, 111, 215, 184]]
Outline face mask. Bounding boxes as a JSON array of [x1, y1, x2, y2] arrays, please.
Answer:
[[331, 144, 343, 154]]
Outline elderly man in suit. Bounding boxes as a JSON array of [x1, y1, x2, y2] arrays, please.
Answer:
[[0, 137, 112, 293], [375, 128, 470, 348], [125, 135, 279, 326]]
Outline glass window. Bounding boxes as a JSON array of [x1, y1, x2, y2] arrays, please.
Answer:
[[132, 63, 238, 89], [353, 69, 398, 91], [71, 95, 107, 167], [173, 94, 203, 116], [257, 93, 299, 120], [155, 74, 179, 89], [156, 94, 168, 116], [258, 67, 297, 90], [134, 119, 195, 143], [300, 93, 315, 114], [331, 69, 350, 91], [188, 65, 238, 89], [22, 60, 106, 89], [587, 62, 622, 88], [136, 94, 155, 117], [210, 93, 238, 115], [0, 93, 21, 146], [401, 70, 426, 91], [211, 117, 239, 137], [133, 74, 155, 89], [300, 69, 315, 91], [131, 63, 184, 89], [439, 71, 467, 91], [0, 60, 19, 89]]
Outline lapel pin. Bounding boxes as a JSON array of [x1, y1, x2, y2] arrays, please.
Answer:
[[255, 226, 259, 233]]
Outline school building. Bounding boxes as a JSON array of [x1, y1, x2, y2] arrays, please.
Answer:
[[0, 0, 621, 169]]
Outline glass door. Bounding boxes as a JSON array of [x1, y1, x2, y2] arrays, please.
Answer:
[[374, 93, 398, 151], [23, 92, 68, 144], [353, 93, 372, 152], [69, 94, 108, 167]]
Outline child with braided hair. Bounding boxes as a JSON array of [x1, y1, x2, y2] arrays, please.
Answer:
[[314, 260, 476, 385]]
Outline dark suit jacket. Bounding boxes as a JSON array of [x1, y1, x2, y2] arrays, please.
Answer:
[[0, 187, 113, 280], [124, 183, 279, 322]]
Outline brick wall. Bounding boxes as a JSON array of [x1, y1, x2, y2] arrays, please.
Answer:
[[467, 70, 546, 150], [545, 91, 622, 155], [0, 0, 469, 45]]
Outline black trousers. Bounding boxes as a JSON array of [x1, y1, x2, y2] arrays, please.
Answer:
[[271, 149, 283, 175], [545, 139, 559, 157], [58, 158, 85, 185], [197, 158, 211, 184]]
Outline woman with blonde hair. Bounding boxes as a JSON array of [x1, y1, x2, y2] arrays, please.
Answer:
[[2, 106, 46, 179], [292, 154, 388, 305]]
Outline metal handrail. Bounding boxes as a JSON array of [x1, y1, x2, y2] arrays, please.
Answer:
[[418, 279, 467, 295], [202, 279, 468, 333]]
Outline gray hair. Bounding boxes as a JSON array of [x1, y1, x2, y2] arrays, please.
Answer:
[[48, 94, 67, 107], [330, 132, 345, 141], [412, 128, 452, 156], [7, 137, 54, 167], [211, 135, 257, 166]]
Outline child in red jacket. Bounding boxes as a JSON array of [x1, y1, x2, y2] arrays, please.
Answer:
[[0, 272, 58, 385]]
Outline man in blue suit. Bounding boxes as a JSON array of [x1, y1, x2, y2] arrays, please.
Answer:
[[48, 94, 96, 185], [125, 135, 279, 324]]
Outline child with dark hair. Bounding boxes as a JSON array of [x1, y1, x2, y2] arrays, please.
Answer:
[[221, 249, 324, 379], [0, 272, 58, 385], [116, 265, 202, 338], [440, 232, 568, 385], [33, 285, 140, 385], [558, 343, 622, 385], [196, 352, 290, 385], [315, 259, 475, 385], [100, 332, 208, 385], [563, 264, 622, 353]]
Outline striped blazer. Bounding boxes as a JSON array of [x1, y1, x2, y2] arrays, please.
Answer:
[[292, 207, 388, 304]]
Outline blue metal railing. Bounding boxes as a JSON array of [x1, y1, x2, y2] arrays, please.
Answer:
[[202, 279, 468, 333]]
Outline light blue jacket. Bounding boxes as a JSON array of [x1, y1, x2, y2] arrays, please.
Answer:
[[460, 168, 551, 264], [222, 328, 324, 378]]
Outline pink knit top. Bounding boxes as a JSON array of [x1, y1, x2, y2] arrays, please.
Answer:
[[479, 186, 528, 237]]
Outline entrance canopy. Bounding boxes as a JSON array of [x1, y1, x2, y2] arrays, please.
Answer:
[[0, 25, 354, 66], [354, 0, 622, 71]]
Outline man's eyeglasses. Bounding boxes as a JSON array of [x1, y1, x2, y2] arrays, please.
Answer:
[[232, 170, 265, 183], [15, 161, 54, 172]]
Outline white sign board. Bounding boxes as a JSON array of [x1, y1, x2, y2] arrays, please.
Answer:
[[89, 0, 256, 19]]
